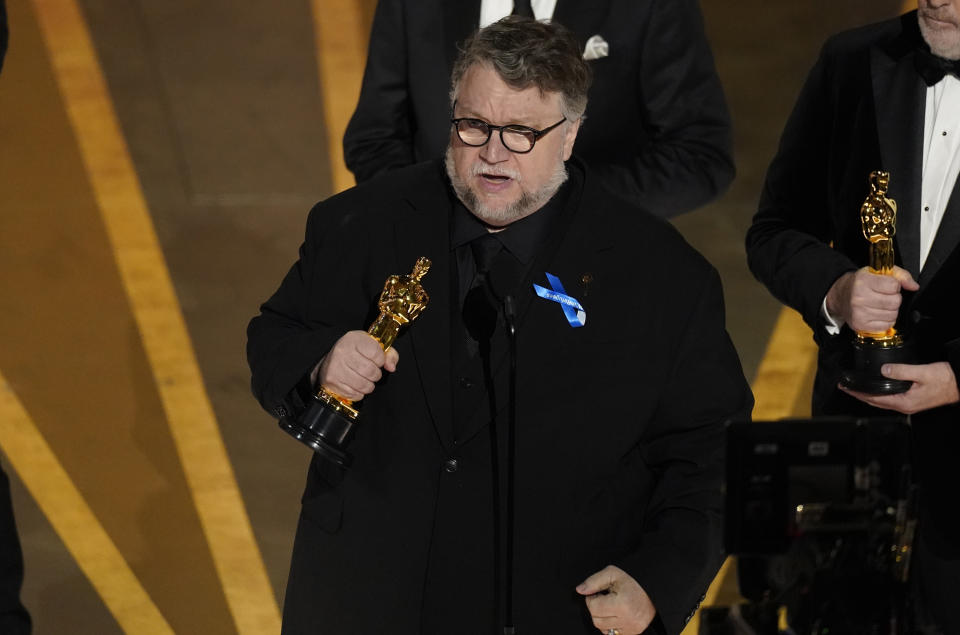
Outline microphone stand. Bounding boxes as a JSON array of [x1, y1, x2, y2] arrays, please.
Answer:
[[503, 295, 518, 635]]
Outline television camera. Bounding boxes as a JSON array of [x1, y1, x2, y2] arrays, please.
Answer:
[[702, 417, 916, 635]]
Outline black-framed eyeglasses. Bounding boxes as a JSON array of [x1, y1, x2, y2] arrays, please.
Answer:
[[451, 112, 567, 154]]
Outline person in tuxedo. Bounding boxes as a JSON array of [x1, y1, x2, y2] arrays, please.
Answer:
[[250, 16, 751, 635], [342, 0, 734, 218], [746, 1, 960, 631]]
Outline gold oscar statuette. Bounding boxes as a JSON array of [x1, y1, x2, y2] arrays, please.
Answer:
[[857, 170, 899, 343], [839, 172, 912, 394], [279, 257, 432, 466]]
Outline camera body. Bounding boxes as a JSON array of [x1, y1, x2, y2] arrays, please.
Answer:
[[705, 417, 915, 635]]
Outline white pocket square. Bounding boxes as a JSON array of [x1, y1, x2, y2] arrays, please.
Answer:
[[583, 35, 609, 61]]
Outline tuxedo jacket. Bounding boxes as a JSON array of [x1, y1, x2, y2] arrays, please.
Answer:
[[342, 0, 734, 217], [248, 160, 752, 634], [746, 11, 960, 557]]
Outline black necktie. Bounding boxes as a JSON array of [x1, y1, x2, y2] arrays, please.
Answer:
[[471, 233, 503, 280], [512, 0, 534, 18], [915, 48, 960, 86], [463, 234, 503, 343]]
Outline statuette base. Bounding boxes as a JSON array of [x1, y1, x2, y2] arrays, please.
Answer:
[[839, 338, 913, 395], [279, 396, 355, 467]]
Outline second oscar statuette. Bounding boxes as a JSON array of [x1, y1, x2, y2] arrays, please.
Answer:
[[279, 257, 431, 467], [838, 171, 912, 394]]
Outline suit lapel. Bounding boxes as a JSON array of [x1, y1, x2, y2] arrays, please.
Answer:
[[871, 43, 925, 278], [394, 165, 455, 451], [512, 172, 613, 392], [920, 177, 960, 287]]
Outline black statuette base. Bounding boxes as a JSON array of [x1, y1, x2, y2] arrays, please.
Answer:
[[839, 338, 913, 395], [279, 397, 355, 467]]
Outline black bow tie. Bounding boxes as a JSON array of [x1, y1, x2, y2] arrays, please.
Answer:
[[915, 47, 960, 86], [512, 0, 534, 18]]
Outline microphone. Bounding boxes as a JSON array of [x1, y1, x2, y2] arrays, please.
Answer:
[[503, 293, 518, 635], [466, 250, 521, 633], [464, 255, 514, 343], [504, 295, 517, 337]]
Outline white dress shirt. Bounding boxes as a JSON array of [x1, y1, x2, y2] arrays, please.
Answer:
[[920, 74, 960, 270], [823, 74, 960, 334], [480, 0, 558, 27]]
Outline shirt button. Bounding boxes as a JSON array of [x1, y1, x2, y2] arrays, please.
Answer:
[[458, 377, 473, 389], [444, 458, 459, 473]]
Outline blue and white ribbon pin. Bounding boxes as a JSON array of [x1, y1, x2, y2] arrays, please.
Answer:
[[533, 272, 586, 328]]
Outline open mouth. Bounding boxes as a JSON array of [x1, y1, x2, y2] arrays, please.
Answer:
[[482, 173, 512, 183]]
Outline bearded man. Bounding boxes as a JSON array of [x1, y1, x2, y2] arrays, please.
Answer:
[[747, 0, 960, 631], [249, 16, 751, 635]]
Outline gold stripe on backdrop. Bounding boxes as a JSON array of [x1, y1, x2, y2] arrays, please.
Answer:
[[683, 557, 734, 634], [310, 0, 371, 193], [0, 371, 174, 634], [751, 307, 819, 420], [28, 0, 281, 632]]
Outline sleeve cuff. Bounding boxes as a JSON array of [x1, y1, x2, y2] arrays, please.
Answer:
[[821, 295, 844, 335]]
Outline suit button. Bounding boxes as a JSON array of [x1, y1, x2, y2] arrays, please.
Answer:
[[458, 377, 473, 389], [444, 458, 459, 473]]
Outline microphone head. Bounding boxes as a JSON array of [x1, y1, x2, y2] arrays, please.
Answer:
[[503, 294, 518, 337]]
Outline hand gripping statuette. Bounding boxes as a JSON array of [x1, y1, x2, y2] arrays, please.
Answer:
[[280, 257, 431, 466], [839, 172, 912, 394]]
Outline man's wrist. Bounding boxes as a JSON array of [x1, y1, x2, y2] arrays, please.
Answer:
[[821, 295, 844, 335], [822, 270, 856, 335], [310, 357, 325, 390]]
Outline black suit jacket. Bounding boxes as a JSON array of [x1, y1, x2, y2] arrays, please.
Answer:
[[248, 160, 752, 634], [342, 0, 734, 217], [746, 11, 960, 557]]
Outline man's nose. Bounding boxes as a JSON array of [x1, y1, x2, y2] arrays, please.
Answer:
[[480, 132, 510, 162]]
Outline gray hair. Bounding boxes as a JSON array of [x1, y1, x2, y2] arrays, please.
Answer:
[[450, 16, 592, 121]]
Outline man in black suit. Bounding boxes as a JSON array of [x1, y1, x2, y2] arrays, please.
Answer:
[[342, 0, 734, 218], [250, 16, 751, 635], [746, 1, 960, 631]]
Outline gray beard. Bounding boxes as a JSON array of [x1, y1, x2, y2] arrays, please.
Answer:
[[445, 147, 569, 226], [919, 14, 960, 60]]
